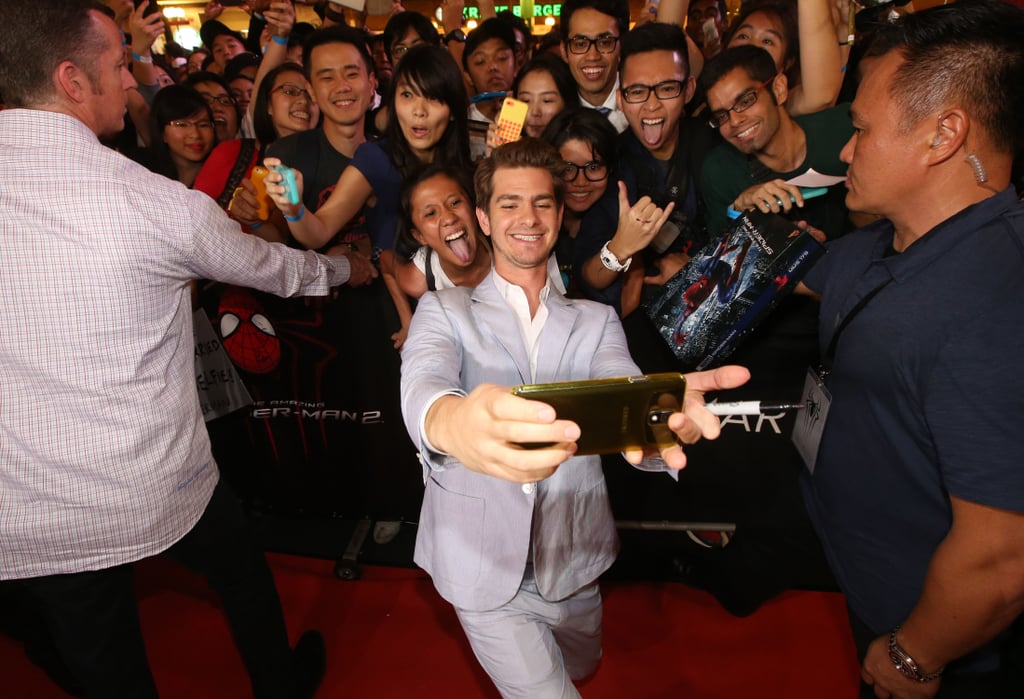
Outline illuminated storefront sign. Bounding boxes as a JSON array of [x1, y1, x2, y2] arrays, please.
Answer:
[[464, 4, 562, 19]]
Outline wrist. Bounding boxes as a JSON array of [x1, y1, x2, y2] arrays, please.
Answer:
[[271, 34, 288, 45], [600, 241, 632, 273], [888, 626, 944, 683], [284, 204, 306, 223], [424, 395, 458, 455], [131, 51, 153, 63], [444, 28, 467, 45], [607, 239, 635, 263]]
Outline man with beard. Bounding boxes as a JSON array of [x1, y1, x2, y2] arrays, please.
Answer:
[[699, 45, 852, 238]]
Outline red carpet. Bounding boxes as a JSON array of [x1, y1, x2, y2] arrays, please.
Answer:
[[2, 553, 861, 698]]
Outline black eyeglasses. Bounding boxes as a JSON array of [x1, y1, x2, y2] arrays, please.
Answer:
[[271, 84, 309, 99], [620, 80, 686, 104], [200, 93, 235, 107], [566, 33, 619, 55], [561, 160, 609, 182], [706, 78, 774, 128]]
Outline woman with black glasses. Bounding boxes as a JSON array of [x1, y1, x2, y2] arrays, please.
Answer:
[[541, 108, 619, 296]]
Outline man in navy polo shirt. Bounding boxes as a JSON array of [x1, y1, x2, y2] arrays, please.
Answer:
[[798, 2, 1024, 697]]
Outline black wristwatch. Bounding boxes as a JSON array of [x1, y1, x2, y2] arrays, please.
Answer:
[[444, 29, 467, 45]]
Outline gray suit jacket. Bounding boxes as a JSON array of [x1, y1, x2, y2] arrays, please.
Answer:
[[400, 270, 644, 612]]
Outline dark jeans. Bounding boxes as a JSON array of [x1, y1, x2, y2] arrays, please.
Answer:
[[847, 607, 1021, 699], [20, 479, 295, 698]]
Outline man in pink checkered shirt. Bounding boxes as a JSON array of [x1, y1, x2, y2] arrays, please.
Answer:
[[0, 1, 376, 695]]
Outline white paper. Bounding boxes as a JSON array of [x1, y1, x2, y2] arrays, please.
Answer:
[[785, 168, 847, 188]]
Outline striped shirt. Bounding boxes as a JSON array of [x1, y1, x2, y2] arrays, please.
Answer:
[[0, 109, 350, 579]]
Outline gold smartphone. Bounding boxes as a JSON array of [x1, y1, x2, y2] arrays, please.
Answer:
[[511, 372, 686, 455]]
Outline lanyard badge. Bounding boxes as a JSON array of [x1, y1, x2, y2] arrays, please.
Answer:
[[792, 368, 832, 474]]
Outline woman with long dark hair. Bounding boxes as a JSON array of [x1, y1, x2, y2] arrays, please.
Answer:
[[141, 85, 216, 187], [265, 45, 472, 348]]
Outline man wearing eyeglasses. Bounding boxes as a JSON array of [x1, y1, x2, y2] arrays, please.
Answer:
[[574, 22, 716, 344], [186, 72, 242, 143], [699, 45, 853, 239], [560, 0, 630, 133]]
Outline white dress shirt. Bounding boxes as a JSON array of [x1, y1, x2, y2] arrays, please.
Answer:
[[579, 77, 629, 134]]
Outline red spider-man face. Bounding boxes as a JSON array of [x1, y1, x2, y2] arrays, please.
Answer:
[[218, 287, 281, 374], [684, 275, 713, 309]]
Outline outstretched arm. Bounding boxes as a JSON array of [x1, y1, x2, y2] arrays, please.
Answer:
[[787, 0, 843, 116], [249, 0, 295, 125], [263, 157, 374, 250]]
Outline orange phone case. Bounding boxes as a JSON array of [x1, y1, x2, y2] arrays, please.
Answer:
[[249, 166, 271, 221]]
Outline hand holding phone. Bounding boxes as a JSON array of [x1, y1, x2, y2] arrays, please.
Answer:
[[511, 373, 687, 455], [272, 164, 301, 206]]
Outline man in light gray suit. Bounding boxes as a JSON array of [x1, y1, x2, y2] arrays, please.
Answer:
[[400, 138, 749, 698]]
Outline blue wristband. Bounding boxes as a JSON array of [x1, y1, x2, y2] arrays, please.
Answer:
[[271, 35, 289, 46], [131, 51, 153, 64], [284, 205, 305, 223], [248, 220, 264, 230]]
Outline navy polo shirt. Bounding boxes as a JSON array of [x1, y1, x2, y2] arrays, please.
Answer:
[[801, 188, 1024, 672]]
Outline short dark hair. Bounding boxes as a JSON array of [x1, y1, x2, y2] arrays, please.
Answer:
[[185, 70, 241, 124], [382, 11, 441, 64], [541, 107, 619, 179], [301, 25, 375, 81], [475, 138, 566, 211], [619, 22, 690, 82], [700, 45, 778, 96], [395, 163, 477, 260], [251, 62, 306, 147], [0, 0, 111, 108], [864, 0, 1024, 155], [497, 10, 533, 50], [560, 0, 630, 39], [185, 70, 233, 94], [688, 0, 728, 25], [385, 45, 471, 178], [512, 53, 577, 107], [463, 18, 516, 71]]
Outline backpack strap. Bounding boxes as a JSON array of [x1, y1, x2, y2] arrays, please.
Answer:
[[215, 139, 258, 210]]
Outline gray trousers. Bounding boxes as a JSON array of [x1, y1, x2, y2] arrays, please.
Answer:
[[455, 566, 603, 699]]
